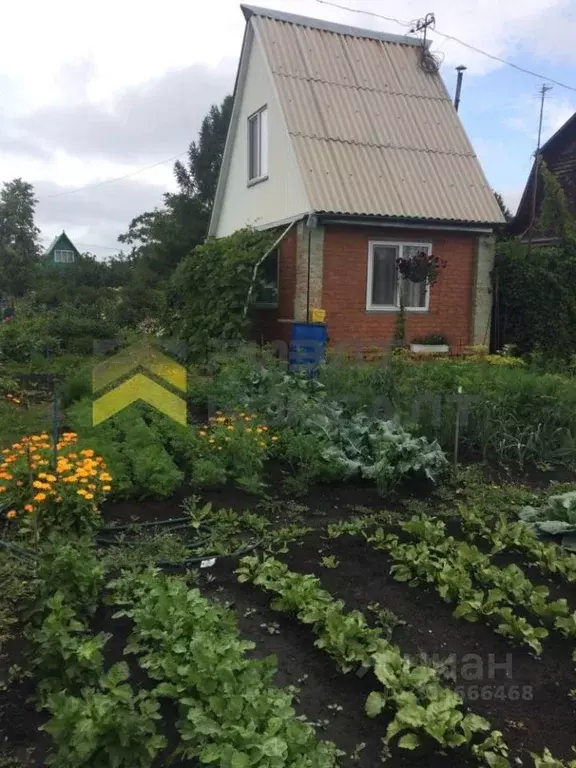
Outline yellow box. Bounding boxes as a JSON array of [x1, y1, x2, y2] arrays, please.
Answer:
[[311, 308, 326, 323]]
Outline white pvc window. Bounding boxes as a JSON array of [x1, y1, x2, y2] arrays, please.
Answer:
[[366, 241, 431, 311], [54, 249, 75, 263], [248, 106, 268, 183]]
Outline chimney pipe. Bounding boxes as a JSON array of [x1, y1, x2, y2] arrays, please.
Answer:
[[454, 65, 467, 112]]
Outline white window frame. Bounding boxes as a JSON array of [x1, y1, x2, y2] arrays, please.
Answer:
[[54, 249, 75, 263], [247, 106, 268, 185], [366, 241, 432, 312]]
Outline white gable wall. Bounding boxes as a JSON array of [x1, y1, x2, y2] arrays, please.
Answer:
[[211, 25, 310, 237]]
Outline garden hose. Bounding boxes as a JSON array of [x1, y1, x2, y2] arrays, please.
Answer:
[[96, 515, 262, 570], [0, 517, 262, 570], [0, 538, 38, 562]]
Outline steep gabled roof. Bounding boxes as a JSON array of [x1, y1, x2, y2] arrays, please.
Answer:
[[233, 4, 504, 226], [43, 231, 80, 258], [514, 111, 576, 235]]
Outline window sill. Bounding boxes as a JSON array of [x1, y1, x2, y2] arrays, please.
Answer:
[[247, 174, 269, 188], [366, 306, 429, 313]]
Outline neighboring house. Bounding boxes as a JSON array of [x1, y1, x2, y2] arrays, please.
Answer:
[[43, 231, 80, 265], [513, 112, 576, 244], [209, 4, 505, 350]]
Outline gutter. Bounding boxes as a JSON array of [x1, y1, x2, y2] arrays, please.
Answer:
[[318, 214, 495, 234]]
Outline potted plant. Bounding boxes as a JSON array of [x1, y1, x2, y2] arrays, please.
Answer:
[[410, 333, 450, 354], [396, 250, 446, 287]]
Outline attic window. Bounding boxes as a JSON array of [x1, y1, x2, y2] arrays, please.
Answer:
[[248, 106, 268, 183], [54, 249, 75, 263]]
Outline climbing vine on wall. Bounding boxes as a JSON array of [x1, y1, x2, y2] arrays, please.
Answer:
[[167, 227, 277, 361]]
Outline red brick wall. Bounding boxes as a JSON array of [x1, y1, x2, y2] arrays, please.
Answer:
[[322, 225, 477, 351]]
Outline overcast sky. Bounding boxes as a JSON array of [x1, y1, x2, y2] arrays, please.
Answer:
[[2, 0, 575, 257]]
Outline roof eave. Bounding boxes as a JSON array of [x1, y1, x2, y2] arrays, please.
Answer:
[[316, 212, 500, 232], [241, 3, 421, 47]]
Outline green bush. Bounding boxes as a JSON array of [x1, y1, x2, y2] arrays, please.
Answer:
[[319, 356, 576, 467]]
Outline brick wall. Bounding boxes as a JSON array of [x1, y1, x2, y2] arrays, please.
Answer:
[[322, 225, 477, 350]]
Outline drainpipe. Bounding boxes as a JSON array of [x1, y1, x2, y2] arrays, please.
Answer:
[[454, 65, 467, 112]]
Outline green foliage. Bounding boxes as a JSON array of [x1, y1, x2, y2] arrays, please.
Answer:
[[457, 503, 576, 583], [27, 592, 109, 700], [66, 401, 184, 499], [248, 373, 447, 495], [43, 662, 166, 768], [167, 227, 277, 361], [495, 238, 576, 359], [318, 354, 576, 467], [0, 179, 40, 297], [36, 535, 104, 618], [539, 162, 576, 243], [531, 748, 576, 767], [237, 555, 506, 765], [371, 516, 561, 655], [111, 569, 341, 767], [520, 492, 576, 536]]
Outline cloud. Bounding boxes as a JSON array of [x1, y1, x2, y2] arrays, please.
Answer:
[[503, 93, 576, 143], [35, 177, 168, 258], [17, 61, 235, 164]]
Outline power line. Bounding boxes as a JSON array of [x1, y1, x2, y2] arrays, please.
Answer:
[[40, 236, 121, 252], [315, 0, 576, 93], [39, 150, 188, 201]]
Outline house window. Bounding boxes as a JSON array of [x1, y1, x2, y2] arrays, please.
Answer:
[[248, 106, 268, 183], [366, 242, 431, 311], [255, 248, 278, 306], [54, 249, 75, 263]]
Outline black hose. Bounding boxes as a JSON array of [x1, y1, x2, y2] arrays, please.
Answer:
[[0, 517, 262, 570], [96, 516, 262, 571]]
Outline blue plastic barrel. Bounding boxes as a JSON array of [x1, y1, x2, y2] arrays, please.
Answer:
[[289, 322, 327, 376]]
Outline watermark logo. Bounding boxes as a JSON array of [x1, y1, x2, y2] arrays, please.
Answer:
[[92, 342, 186, 426]]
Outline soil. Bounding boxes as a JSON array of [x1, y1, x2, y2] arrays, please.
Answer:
[[279, 531, 576, 764], [7, 467, 576, 766], [200, 559, 474, 768]]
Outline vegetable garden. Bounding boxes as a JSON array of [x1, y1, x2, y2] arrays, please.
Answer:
[[2, 347, 576, 767]]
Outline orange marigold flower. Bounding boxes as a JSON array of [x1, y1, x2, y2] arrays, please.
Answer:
[[199, 430, 207, 437], [24, 504, 34, 512], [81, 449, 94, 458], [0, 487, 5, 493], [6, 510, 16, 520], [84, 493, 94, 500], [271, 436, 279, 442], [16, 480, 23, 487], [34, 493, 47, 502], [103, 485, 111, 491]]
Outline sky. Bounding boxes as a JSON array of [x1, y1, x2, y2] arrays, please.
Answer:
[[2, 0, 576, 258]]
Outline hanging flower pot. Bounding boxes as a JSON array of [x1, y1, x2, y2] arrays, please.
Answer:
[[396, 250, 446, 286]]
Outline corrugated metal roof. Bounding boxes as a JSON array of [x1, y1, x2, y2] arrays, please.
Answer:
[[247, 6, 504, 225]]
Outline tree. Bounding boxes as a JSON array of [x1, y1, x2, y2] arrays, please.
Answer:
[[173, 95, 233, 208], [119, 94, 233, 278], [494, 191, 512, 223], [539, 161, 576, 243], [0, 179, 41, 296]]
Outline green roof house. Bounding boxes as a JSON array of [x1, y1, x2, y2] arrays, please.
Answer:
[[43, 231, 80, 266]]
